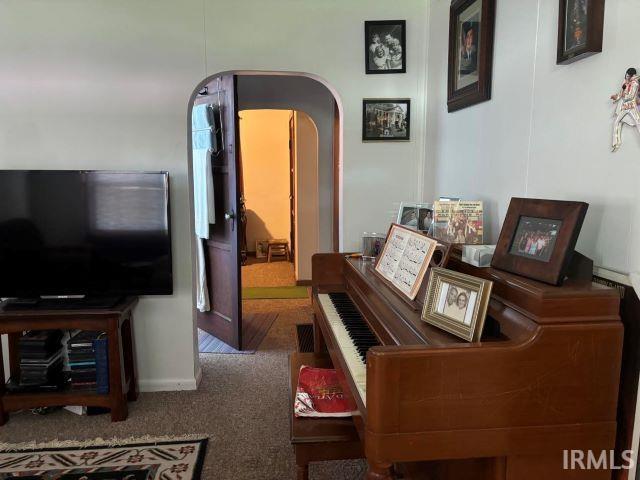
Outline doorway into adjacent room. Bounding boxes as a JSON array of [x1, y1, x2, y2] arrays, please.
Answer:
[[234, 109, 319, 352], [188, 72, 341, 353]]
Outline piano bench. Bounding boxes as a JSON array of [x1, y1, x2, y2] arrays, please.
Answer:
[[289, 352, 364, 480]]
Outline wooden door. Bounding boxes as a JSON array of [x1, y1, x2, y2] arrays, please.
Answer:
[[196, 75, 243, 350]]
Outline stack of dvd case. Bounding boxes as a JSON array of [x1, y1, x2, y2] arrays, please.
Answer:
[[67, 331, 109, 393], [16, 330, 65, 391]]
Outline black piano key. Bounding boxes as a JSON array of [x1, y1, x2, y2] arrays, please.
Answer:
[[328, 293, 380, 366]]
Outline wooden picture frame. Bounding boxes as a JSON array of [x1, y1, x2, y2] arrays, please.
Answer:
[[421, 267, 493, 342], [557, 0, 605, 65], [364, 20, 406, 74], [491, 198, 588, 285], [362, 99, 410, 141], [374, 224, 438, 301], [255, 240, 268, 259], [447, 0, 496, 112]]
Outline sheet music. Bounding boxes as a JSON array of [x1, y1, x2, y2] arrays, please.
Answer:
[[375, 225, 437, 299]]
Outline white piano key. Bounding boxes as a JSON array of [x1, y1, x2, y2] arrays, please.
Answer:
[[317, 294, 368, 406]]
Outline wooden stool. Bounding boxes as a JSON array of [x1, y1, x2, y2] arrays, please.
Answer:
[[267, 239, 290, 262], [289, 352, 363, 480]]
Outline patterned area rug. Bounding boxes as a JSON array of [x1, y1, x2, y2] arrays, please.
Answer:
[[0, 438, 207, 479]]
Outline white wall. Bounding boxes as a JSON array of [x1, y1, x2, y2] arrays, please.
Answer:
[[0, 0, 429, 389], [207, 2, 430, 250], [0, 1, 204, 391], [425, 0, 640, 274], [294, 112, 320, 281]]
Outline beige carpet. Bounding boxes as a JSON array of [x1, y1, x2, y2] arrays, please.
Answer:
[[242, 257, 296, 288], [0, 297, 366, 480]]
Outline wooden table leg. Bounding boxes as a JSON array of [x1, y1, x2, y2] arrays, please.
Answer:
[[296, 464, 309, 480], [0, 338, 8, 426], [108, 317, 127, 422], [366, 461, 394, 480], [7, 333, 20, 380], [121, 314, 138, 402]]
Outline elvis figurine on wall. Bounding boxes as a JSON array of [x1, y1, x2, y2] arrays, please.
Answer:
[[611, 67, 640, 152]]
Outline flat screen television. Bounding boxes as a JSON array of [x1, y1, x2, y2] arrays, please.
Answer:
[[0, 170, 173, 300]]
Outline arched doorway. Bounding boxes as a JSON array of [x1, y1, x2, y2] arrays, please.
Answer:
[[187, 71, 342, 351]]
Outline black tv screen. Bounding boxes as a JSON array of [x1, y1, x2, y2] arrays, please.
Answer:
[[0, 170, 173, 297]]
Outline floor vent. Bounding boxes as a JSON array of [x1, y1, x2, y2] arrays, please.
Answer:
[[296, 324, 314, 353]]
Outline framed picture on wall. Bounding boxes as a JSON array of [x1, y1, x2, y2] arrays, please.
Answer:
[[557, 0, 605, 64], [491, 198, 588, 285], [447, 0, 496, 112], [362, 99, 410, 141], [365, 20, 406, 74]]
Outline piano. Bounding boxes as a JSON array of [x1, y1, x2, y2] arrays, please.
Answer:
[[311, 252, 623, 480]]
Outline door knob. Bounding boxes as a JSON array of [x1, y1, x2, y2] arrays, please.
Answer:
[[225, 210, 236, 231]]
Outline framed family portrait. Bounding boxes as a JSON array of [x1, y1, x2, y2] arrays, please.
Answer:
[[447, 0, 496, 112], [363, 99, 410, 141], [557, 0, 605, 65], [491, 198, 588, 285], [365, 20, 406, 74], [397, 202, 434, 232], [421, 267, 493, 342]]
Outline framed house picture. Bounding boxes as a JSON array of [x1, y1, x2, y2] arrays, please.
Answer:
[[557, 0, 605, 64], [365, 20, 406, 74], [447, 0, 496, 112], [363, 99, 410, 141], [491, 198, 588, 285], [421, 267, 493, 342]]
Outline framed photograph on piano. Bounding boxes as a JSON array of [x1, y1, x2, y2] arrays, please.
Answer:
[[374, 224, 439, 301], [491, 198, 588, 285], [422, 267, 493, 342]]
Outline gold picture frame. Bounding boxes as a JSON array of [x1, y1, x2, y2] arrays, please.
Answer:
[[421, 267, 493, 342]]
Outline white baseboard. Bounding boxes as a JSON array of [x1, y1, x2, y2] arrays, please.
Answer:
[[138, 377, 198, 392]]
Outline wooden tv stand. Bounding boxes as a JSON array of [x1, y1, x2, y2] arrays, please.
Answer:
[[0, 297, 139, 424]]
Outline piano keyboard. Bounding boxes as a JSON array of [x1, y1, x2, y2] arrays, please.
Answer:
[[317, 292, 381, 406]]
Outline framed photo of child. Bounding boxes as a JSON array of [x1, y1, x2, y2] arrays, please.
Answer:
[[447, 0, 496, 112]]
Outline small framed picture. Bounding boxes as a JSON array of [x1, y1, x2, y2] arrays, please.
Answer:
[[397, 202, 433, 231], [491, 198, 588, 285], [557, 0, 605, 65], [255, 240, 269, 259], [421, 267, 493, 342], [363, 99, 410, 141], [447, 0, 496, 112], [365, 20, 406, 74]]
